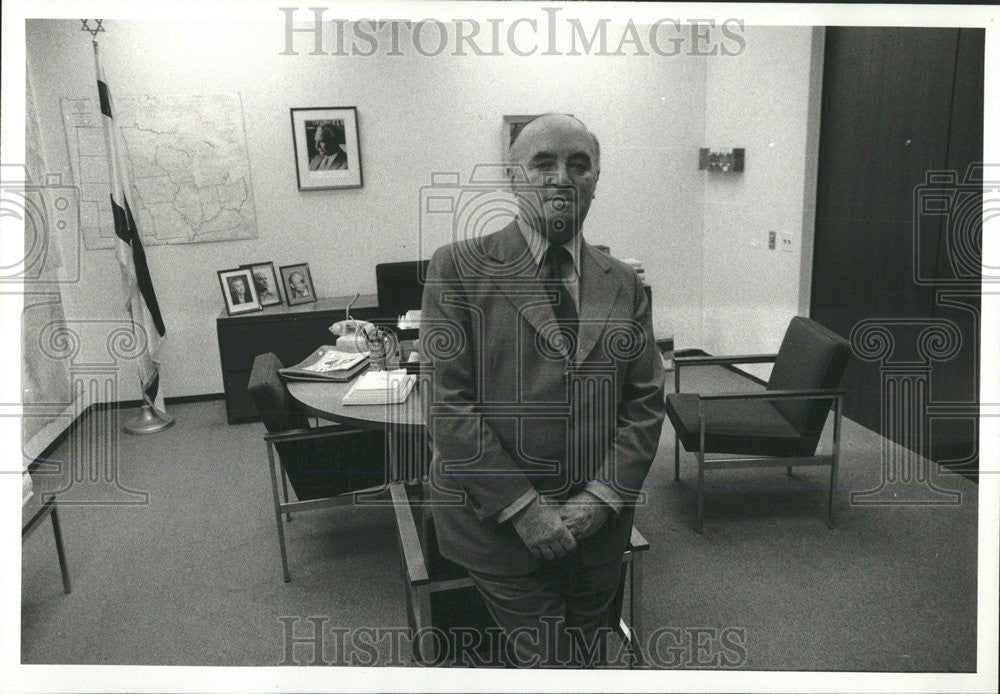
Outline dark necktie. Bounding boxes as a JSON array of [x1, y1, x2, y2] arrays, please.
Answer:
[[544, 245, 578, 341]]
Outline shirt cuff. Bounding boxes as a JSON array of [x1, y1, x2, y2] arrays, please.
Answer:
[[496, 488, 538, 523], [584, 481, 625, 516]]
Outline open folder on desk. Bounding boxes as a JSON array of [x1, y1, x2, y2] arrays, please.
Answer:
[[279, 346, 369, 382], [342, 369, 416, 405]]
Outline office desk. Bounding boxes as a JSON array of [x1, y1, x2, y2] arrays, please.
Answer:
[[216, 294, 380, 423], [287, 378, 425, 432], [288, 378, 427, 481]]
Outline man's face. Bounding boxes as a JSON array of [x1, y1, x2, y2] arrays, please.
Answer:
[[315, 126, 336, 156], [290, 273, 307, 293], [508, 115, 600, 245], [253, 273, 270, 293]]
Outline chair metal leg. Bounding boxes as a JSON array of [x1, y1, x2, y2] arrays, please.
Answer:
[[828, 398, 843, 529], [50, 501, 72, 594], [786, 466, 793, 477], [674, 434, 680, 482], [629, 551, 645, 667], [280, 465, 292, 522], [267, 443, 292, 582], [696, 453, 705, 534], [411, 585, 434, 663], [697, 410, 706, 533]]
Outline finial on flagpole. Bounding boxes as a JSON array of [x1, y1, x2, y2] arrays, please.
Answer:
[[81, 19, 105, 38]]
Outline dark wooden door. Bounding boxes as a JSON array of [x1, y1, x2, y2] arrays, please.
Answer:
[[810, 27, 983, 476]]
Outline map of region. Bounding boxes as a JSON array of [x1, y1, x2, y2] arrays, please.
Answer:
[[61, 93, 257, 249]]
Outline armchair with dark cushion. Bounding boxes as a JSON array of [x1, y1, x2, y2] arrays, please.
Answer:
[[665, 317, 850, 532], [248, 352, 388, 581]]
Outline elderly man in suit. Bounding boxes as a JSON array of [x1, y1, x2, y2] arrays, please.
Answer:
[[421, 113, 665, 667]]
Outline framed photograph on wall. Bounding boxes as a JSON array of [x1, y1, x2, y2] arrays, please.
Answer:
[[218, 268, 262, 316], [502, 114, 575, 158], [240, 261, 283, 307], [502, 115, 537, 157], [290, 107, 363, 190], [279, 263, 317, 306]]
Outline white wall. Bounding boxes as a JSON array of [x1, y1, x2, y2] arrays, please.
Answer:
[[24, 19, 815, 405], [700, 25, 817, 380]]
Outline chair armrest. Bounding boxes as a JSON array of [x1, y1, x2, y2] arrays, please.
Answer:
[[263, 423, 353, 444], [389, 483, 429, 586], [628, 526, 650, 553], [696, 388, 845, 402], [675, 353, 778, 368]]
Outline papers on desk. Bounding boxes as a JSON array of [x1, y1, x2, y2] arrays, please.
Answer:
[[398, 309, 421, 330], [342, 369, 416, 405], [279, 346, 369, 382]]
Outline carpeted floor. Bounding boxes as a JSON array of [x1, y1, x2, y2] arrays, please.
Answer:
[[21, 365, 978, 670]]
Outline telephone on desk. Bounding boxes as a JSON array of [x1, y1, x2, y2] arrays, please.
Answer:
[[329, 319, 377, 353], [330, 294, 421, 371]]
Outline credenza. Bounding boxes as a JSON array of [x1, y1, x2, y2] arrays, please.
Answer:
[[216, 294, 380, 424]]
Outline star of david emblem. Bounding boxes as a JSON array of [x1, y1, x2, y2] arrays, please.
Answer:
[[81, 19, 105, 38]]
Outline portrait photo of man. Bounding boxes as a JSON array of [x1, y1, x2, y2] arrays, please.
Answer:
[[243, 262, 282, 307], [307, 120, 349, 171], [228, 276, 249, 305], [280, 263, 317, 306]]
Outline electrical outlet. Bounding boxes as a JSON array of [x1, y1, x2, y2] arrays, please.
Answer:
[[780, 232, 794, 252], [768, 231, 776, 250]]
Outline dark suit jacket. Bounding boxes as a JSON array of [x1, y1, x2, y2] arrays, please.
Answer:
[[421, 221, 665, 575]]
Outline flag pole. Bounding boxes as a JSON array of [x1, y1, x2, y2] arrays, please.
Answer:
[[94, 38, 174, 435]]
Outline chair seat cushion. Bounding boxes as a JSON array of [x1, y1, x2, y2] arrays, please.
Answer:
[[278, 429, 388, 501], [665, 392, 819, 457]]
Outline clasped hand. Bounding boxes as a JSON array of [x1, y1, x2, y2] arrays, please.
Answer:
[[511, 492, 609, 560]]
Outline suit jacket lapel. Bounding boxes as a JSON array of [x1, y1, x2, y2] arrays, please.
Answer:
[[485, 222, 565, 356], [575, 242, 621, 364]]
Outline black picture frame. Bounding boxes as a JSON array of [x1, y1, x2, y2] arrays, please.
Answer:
[[240, 261, 283, 307], [290, 107, 363, 190], [218, 268, 262, 316], [279, 262, 318, 306]]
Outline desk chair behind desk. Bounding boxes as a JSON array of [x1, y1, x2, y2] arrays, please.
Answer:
[[375, 260, 429, 322]]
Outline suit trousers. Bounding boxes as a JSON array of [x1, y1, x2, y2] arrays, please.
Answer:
[[466, 552, 621, 668]]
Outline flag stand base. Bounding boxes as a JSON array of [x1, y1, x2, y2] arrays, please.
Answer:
[[123, 405, 174, 435]]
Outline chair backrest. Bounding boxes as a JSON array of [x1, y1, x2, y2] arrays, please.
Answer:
[[247, 352, 311, 434], [376, 260, 429, 319], [767, 317, 850, 438]]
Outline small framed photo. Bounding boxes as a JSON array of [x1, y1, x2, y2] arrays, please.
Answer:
[[290, 107, 363, 191], [240, 261, 283, 307], [502, 114, 574, 158], [218, 268, 261, 316], [503, 115, 538, 155], [279, 263, 317, 306]]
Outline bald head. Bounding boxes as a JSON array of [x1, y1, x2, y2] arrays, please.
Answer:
[[505, 113, 601, 245], [509, 114, 601, 171]]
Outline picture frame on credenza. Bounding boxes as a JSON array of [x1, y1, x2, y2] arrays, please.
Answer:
[[280, 262, 317, 306], [240, 261, 283, 307], [218, 267, 262, 316]]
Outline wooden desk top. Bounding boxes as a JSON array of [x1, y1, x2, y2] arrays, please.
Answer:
[[287, 377, 426, 432]]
